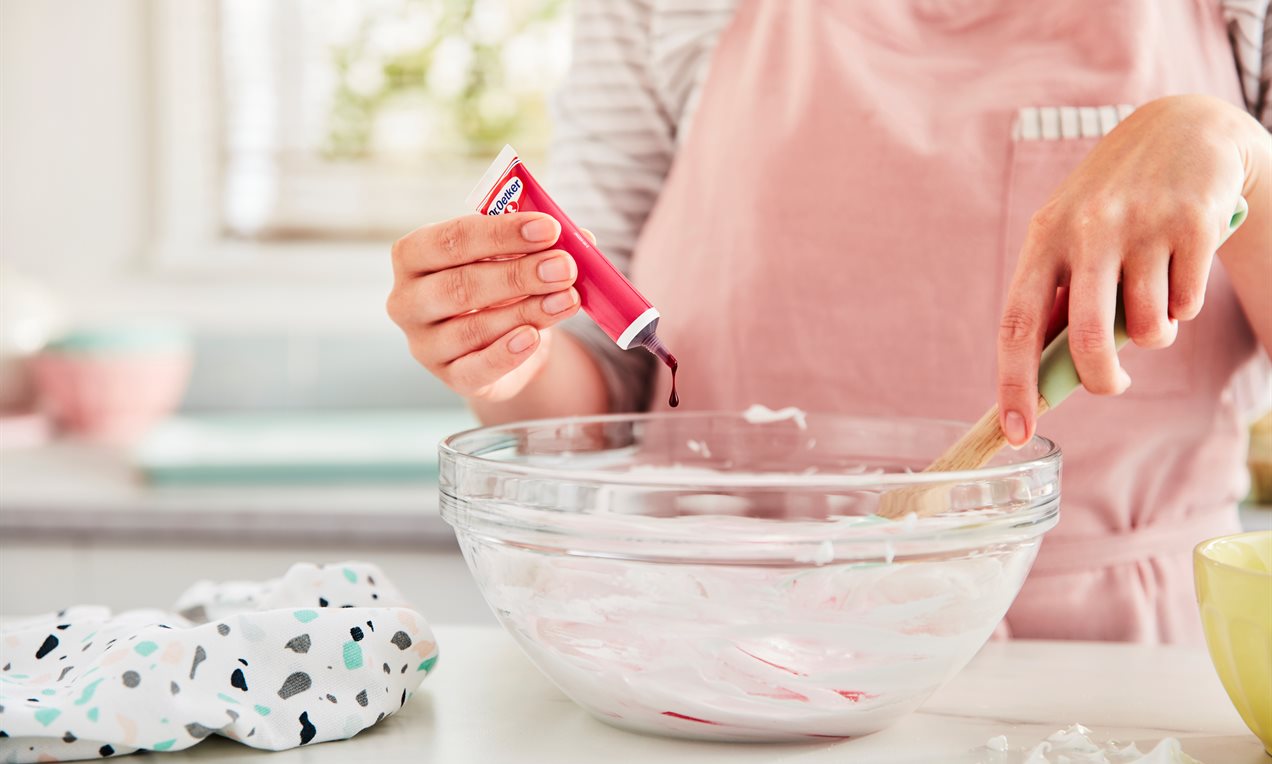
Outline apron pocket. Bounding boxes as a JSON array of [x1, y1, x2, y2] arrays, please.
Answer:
[[1001, 105, 1195, 399]]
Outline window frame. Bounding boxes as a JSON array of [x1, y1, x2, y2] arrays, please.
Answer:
[[149, 1, 391, 275], [127, 0, 396, 332]]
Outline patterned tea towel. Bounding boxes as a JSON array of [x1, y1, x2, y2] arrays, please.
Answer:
[[0, 562, 438, 762]]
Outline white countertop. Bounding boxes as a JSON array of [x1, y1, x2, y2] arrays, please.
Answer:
[[141, 625, 1264, 764], [0, 441, 449, 545]]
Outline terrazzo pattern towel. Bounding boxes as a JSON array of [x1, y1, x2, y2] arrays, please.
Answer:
[[0, 562, 438, 763]]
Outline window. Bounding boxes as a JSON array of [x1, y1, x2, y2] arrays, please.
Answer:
[[216, 0, 572, 242]]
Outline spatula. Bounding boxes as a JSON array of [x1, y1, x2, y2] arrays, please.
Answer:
[[877, 197, 1250, 519]]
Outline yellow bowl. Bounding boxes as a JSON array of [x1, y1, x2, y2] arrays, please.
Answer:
[[1195, 530, 1272, 755]]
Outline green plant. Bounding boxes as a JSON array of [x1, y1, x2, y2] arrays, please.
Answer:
[[325, 0, 570, 159]]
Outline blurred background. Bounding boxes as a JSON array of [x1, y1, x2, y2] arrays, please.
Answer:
[[0, 0, 572, 623], [1, 0, 1269, 625]]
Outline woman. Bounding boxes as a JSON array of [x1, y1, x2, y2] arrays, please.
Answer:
[[388, 0, 1272, 643]]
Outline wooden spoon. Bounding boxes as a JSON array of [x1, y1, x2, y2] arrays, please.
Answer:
[[877, 198, 1249, 519]]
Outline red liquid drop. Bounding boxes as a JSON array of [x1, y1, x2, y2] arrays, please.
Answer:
[[666, 355, 679, 408], [640, 334, 680, 408]]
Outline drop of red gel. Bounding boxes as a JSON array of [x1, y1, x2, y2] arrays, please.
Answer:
[[641, 335, 680, 408], [666, 356, 679, 408]]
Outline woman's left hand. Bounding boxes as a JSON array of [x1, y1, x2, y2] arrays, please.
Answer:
[[996, 94, 1267, 446]]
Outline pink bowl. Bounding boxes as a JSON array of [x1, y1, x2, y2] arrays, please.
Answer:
[[31, 350, 192, 443]]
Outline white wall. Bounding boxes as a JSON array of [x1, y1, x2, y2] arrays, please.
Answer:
[[0, 0, 396, 335], [0, 2, 457, 408], [1, 0, 151, 281]]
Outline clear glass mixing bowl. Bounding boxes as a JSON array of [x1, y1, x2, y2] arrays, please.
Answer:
[[440, 412, 1060, 742]]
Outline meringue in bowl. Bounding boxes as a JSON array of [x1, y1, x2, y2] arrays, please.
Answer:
[[440, 411, 1060, 741]]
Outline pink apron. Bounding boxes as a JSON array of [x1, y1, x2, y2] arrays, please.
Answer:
[[631, 0, 1265, 643]]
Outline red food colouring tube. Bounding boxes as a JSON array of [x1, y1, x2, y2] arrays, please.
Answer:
[[466, 145, 679, 406]]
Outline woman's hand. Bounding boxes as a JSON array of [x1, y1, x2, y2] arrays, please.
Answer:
[[388, 212, 582, 402], [997, 94, 1268, 446]]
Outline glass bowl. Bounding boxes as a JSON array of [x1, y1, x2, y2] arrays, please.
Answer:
[[440, 411, 1061, 742]]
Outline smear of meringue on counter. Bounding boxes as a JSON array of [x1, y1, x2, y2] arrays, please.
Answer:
[[992, 724, 1202, 764]]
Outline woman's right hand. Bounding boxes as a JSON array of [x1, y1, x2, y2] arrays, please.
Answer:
[[388, 212, 581, 402]]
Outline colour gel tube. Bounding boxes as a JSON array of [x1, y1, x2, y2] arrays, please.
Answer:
[[465, 145, 679, 405]]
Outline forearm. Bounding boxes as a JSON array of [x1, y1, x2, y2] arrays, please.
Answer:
[[1218, 108, 1272, 356], [468, 331, 610, 425]]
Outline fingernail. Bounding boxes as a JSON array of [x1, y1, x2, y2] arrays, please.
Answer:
[[542, 290, 576, 315], [1003, 410, 1027, 448], [507, 327, 537, 354], [1116, 368, 1132, 393], [537, 255, 572, 283], [521, 217, 558, 243]]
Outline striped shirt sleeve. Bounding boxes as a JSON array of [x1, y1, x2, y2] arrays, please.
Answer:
[[1223, 0, 1272, 129], [547, 0, 676, 412]]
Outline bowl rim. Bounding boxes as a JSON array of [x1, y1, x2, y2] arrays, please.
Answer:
[[1194, 530, 1272, 579], [439, 410, 1061, 491]]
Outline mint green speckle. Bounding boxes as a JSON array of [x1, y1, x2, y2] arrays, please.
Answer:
[[34, 708, 61, 726], [74, 678, 104, 706], [41, 689, 55, 696], [152, 739, 176, 751], [418, 655, 438, 673], [81, 630, 96, 643], [87, 707, 100, 722], [294, 610, 318, 623], [342, 567, 357, 583], [134, 641, 158, 656], [342, 641, 363, 669], [217, 692, 240, 705], [254, 704, 271, 716], [161, 718, 169, 724]]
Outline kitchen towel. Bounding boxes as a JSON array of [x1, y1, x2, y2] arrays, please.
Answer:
[[0, 562, 437, 762]]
